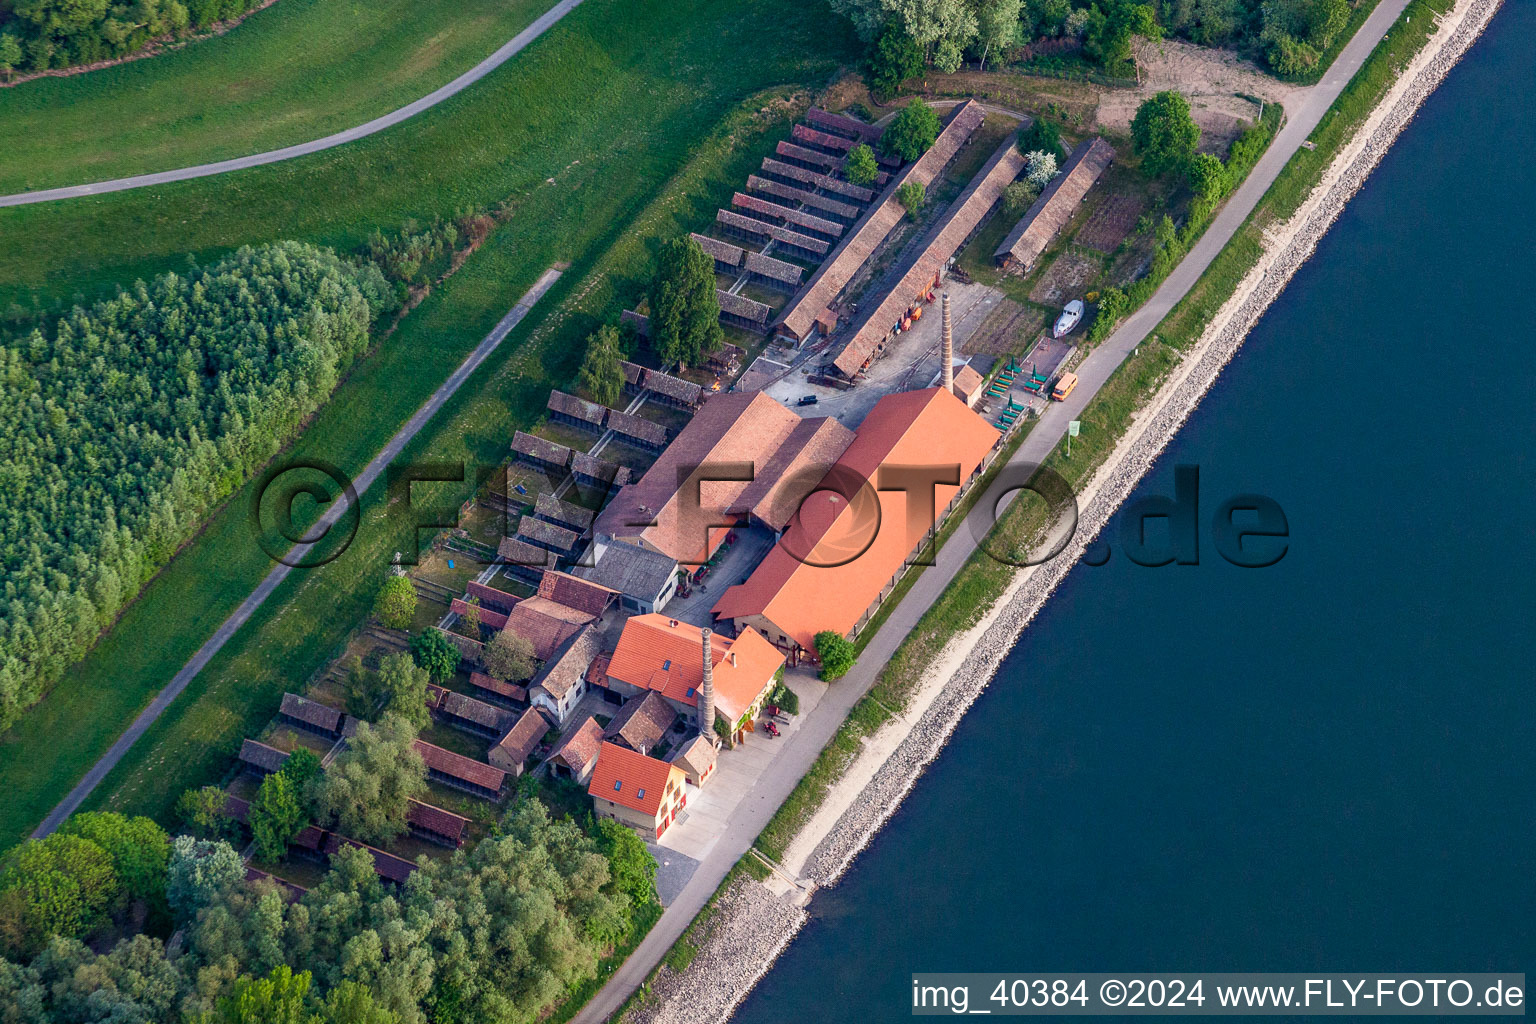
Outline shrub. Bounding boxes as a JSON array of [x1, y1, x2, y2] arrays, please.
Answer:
[[845, 143, 880, 186], [896, 180, 926, 219], [815, 631, 857, 680], [410, 629, 460, 683], [1088, 287, 1129, 343], [769, 682, 800, 715], [176, 785, 239, 842], [374, 574, 417, 630]]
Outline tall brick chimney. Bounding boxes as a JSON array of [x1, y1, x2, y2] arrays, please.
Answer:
[[699, 628, 717, 744], [941, 292, 954, 394]]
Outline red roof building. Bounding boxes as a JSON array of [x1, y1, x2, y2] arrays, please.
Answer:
[[712, 387, 999, 655], [588, 742, 688, 839]]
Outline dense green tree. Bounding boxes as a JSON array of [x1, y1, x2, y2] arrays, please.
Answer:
[[0, 833, 119, 955], [648, 238, 723, 371], [0, 243, 394, 733], [845, 143, 881, 187], [409, 629, 460, 683], [214, 965, 313, 1024], [166, 836, 245, 924], [373, 575, 417, 631], [1187, 150, 1228, 200], [1019, 116, 1062, 158], [577, 324, 626, 407], [865, 24, 923, 95], [177, 785, 239, 842], [482, 629, 537, 683], [249, 773, 306, 864], [57, 812, 169, 909], [308, 714, 426, 845], [973, 0, 1022, 69], [0, 33, 22, 79], [375, 651, 432, 729], [895, 180, 926, 219], [814, 631, 857, 680], [2, 0, 224, 74], [320, 981, 401, 1024], [879, 98, 942, 162], [1131, 90, 1200, 177], [279, 746, 324, 795], [1088, 286, 1130, 342], [1003, 180, 1037, 214], [594, 818, 658, 914], [0, 934, 185, 1023]]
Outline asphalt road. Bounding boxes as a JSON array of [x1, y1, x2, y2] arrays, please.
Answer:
[[570, 2, 1412, 1020], [31, 268, 564, 839], [0, 0, 585, 209]]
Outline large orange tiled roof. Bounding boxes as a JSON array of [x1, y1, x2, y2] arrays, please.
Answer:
[[604, 614, 784, 723], [712, 388, 999, 651], [588, 742, 685, 818]]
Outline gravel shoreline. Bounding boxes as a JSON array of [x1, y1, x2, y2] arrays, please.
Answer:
[[624, 0, 1502, 1018]]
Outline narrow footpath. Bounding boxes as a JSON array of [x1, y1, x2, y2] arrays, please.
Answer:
[[0, 0, 584, 209], [571, 1, 1412, 1020], [31, 268, 564, 839]]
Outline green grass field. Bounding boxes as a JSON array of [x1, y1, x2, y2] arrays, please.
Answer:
[[0, 0, 852, 852], [0, 0, 553, 195]]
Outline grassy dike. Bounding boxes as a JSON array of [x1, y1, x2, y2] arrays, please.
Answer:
[[0, 0, 552, 194], [66, 88, 826, 834], [750, 0, 1456, 865], [0, 4, 855, 850]]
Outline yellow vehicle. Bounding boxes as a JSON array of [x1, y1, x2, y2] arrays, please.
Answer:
[[1051, 371, 1078, 402]]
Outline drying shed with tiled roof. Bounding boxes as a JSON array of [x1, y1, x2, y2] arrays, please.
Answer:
[[322, 834, 417, 885], [745, 175, 861, 221], [517, 516, 582, 557], [619, 359, 647, 392], [775, 100, 986, 343], [995, 137, 1114, 271], [434, 688, 514, 737], [774, 140, 843, 172], [641, 369, 704, 408], [730, 193, 843, 239], [713, 388, 1000, 655], [238, 739, 290, 775], [606, 409, 670, 452], [602, 690, 678, 756], [414, 739, 506, 799], [620, 309, 651, 338], [572, 452, 631, 489], [512, 431, 573, 472], [279, 692, 345, 740], [715, 210, 830, 259], [537, 570, 617, 617], [831, 133, 1026, 378], [547, 390, 609, 432], [498, 536, 558, 580], [744, 251, 804, 290], [690, 232, 744, 270], [805, 106, 883, 144], [535, 492, 595, 533], [471, 670, 528, 706], [407, 799, 470, 848], [758, 158, 875, 203], [715, 289, 771, 330]]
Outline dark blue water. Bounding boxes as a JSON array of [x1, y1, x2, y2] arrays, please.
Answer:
[[734, 7, 1536, 1020]]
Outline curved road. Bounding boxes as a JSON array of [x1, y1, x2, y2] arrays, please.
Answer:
[[570, 1, 1412, 1021], [0, 0, 584, 209]]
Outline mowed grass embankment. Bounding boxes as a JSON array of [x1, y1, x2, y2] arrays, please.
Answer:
[[0, 0, 553, 195], [0, 0, 847, 309], [0, 0, 855, 851]]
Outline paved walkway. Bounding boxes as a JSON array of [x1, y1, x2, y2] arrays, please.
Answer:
[[0, 0, 585, 209], [571, 2, 1411, 1020], [32, 268, 564, 839]]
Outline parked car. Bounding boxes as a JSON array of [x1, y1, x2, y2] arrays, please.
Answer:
[[797, 395, 818, 406]]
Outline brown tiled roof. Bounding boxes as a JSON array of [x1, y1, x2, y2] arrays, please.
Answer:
[[221, 793, 251, 822], [537, 570, 617, 617], [549, 715, 604, 773], [593, 391, 803, 562], [832, 131, 1026, 377], [713, 388, 1000, 651], [619, 359, 646, 387], [715, 289, 771, 325], [775, 140, 843, 172], [743, 251, 804, 287], [792, 122, 856, 153], [518, 515, 581, 552], [603, 691, 678, 752], [715, 210, 830, 257], [689, 232, 743, 268], [529, 623, 601, 699], [995, 137, 1114, 269], [499, 535, 557, 570], [670, 734, 719, 779], [239, 738, 289, 774], [465, 580, 519, 614], [439, 689, 514, 731], [606, 409, 670, 448], [641, 368, 703, 406], [407, 799, 469, 843], [571, 452, 629, 487], [535, 492, 595, 532], [759, 158, 874, 203], [776, 100, 986, 342], [493, 706, 552, 767], [727, 415, 856, 531], [322, 834, 417, 885], [502, 596, 594, 661], [512, 430, 573, 468], [731, 193, 843, 238], [547, 390, 609, 427], [952, 363, 986, 400], [414, 739, 506, 793], [745, 175, 861, 221], [805, 106, 882, 144], [620, 309, 651, 338], [471, 670, 528, 703], [585, 653, 611, 687], [279, 692, 343, 734]]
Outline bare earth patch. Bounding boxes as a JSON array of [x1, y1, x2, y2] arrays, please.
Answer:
[[1030, 247, 1101, 304], [1076, 192, 1146, 251]]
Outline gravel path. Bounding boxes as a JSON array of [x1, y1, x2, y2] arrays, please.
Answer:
[[608, 0, 1505, 1019], [0, 0, 584, 209]]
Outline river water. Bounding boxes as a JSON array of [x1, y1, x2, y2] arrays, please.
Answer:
[[733, 6, 1535, 1020]]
